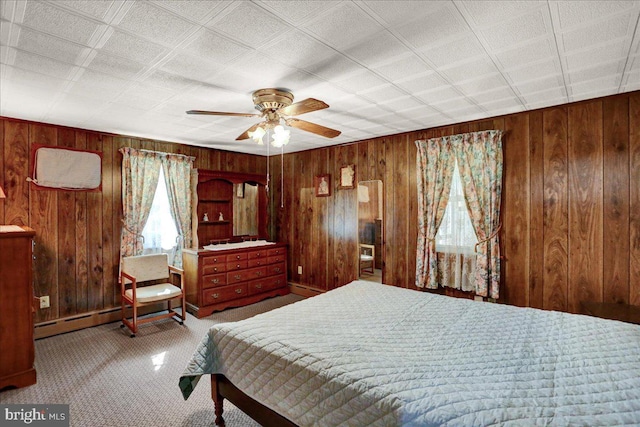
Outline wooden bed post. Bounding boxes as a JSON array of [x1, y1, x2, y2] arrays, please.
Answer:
[[211, 374, 225, 426]]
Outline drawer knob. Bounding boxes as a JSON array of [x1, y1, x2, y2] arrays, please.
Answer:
[[212, 293, 219, 299], [236, 255, 241, 259], [255, 284, 262, 289], [213, 267, 218, 272], [274, 268, 281, 273], [236, 264, 241, 269], [256, 252, 261, 256], [235, 288, 242, 294], [234, 274, 242, 280], [211, 278, 219, 284], [256, 271, 263, 276]]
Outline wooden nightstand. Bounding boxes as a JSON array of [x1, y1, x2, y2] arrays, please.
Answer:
[[580, 301, 640, 325]]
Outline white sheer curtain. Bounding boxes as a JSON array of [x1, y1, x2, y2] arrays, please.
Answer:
[[141, 168, 179, 265], [435, 160, 478, 292]]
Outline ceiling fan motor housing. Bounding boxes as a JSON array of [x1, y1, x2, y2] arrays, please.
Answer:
[[252, 88, 294, 112]]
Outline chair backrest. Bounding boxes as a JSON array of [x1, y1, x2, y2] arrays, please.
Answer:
[[121, 253, 169, 284], [360, 244, 374, 256]]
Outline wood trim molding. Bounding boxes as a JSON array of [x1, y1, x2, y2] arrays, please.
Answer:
[[34, 302, 167, 339]]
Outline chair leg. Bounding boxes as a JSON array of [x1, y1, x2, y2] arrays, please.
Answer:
[[131, 303, 138, 337]]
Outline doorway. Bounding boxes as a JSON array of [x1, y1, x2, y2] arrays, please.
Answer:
[[357, 180, 383, 283]]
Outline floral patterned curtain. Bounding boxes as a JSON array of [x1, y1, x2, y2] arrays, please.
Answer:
[[162, 154, 194, 269], [119, 147, 162, 258], [414, 138, 456, 289], [415, 130, 503, 298], [455, 130, 503, 299]]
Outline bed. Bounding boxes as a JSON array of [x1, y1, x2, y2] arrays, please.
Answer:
[[179, 280, 640, 426]]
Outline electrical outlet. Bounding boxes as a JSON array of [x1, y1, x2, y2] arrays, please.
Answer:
[[40, 296, 50, 309], [297, 265, 303, 275]]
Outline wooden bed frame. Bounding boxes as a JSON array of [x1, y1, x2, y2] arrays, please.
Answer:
[[211, 374, 298, 427]]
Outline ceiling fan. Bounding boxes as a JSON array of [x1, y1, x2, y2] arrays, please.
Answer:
[[186, 88, 341, 142]]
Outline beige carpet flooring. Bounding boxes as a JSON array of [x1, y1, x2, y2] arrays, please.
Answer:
[[0, 294, 305, 427]]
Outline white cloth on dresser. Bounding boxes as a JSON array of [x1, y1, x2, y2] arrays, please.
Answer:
[[203, 240, 275, 251]]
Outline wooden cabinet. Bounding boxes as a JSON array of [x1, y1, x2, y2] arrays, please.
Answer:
[[0, 226, 36, 390], [183, 243, 288, 318], [192, 170, 268, 248]]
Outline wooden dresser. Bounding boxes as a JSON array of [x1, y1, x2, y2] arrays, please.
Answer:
[[183, 243, 289, 318], [0, 225, 36, 390]]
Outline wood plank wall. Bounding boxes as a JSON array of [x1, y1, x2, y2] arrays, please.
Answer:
[[0, 117, 266, 324], [273, 91, 640, 313], [1, 90, 639, 325]]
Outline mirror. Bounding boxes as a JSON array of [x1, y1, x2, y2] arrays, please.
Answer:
[[233, 182, 259, 236], [357, 180, 383, 283]]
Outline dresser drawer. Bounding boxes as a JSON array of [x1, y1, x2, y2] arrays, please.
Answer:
[[248, 258, 267, 268], [226, 252, 247, 262], [227, 266, 267, 284], [226, 260, 248, 271], [267, 254, 285, 264], [267, 262, 286, 276], [203, 284, 247, 304], [202, 273, 226, 289], [248, 274, 287, 295], [248, 249, 267, 259], [202, 255, 225, 265], [203, 263, 227, 275], [267, 247, 285, 257]]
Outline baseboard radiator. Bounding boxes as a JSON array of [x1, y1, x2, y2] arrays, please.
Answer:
[[34, 303, 166, 340], [35, 284, 309, 339]]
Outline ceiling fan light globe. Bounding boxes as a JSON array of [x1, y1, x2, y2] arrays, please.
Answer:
[[271, 125, 290, 147], [249, 126, 266, 144]]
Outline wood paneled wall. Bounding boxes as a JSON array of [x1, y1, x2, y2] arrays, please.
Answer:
[[272, 91, 640, 313], [0, 117, 266, 323], [2, 90, 639, 325]]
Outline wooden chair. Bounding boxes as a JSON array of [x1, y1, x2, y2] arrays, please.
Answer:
[[359, 244, 375, 275], [120, 253, 186, 337]]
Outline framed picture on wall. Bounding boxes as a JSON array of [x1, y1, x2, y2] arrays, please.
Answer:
[[314, 174, 331, 197], [339, 164, 356, 189]]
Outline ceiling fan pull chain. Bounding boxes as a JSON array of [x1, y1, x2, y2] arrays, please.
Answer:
[[266, 129, 270, 194]]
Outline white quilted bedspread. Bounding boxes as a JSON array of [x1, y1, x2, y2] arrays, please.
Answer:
[[180, 280, 640, 426]]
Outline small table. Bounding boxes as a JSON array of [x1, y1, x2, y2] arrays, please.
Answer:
[[580, 301, 640, 325]]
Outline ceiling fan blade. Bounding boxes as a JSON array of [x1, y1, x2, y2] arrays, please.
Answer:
[[286, 118, 341, 138], [186, 110, 259, 118], [279, 98, 329, 116], [236, 123, 261, 141]]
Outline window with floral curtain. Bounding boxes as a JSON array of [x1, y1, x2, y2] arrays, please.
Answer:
[[435, 160, 478, 292], [120, 148, 194, 269], [415, 130, 503, 299]]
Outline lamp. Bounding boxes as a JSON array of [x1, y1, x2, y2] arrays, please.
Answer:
[[248, 120, 291, 147], [248, 126, 266, 145]]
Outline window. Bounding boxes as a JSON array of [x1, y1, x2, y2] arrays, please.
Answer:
[[435, 161, 477, 253], [141, 168, 179, 262], [435, 161, 477, 291]]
